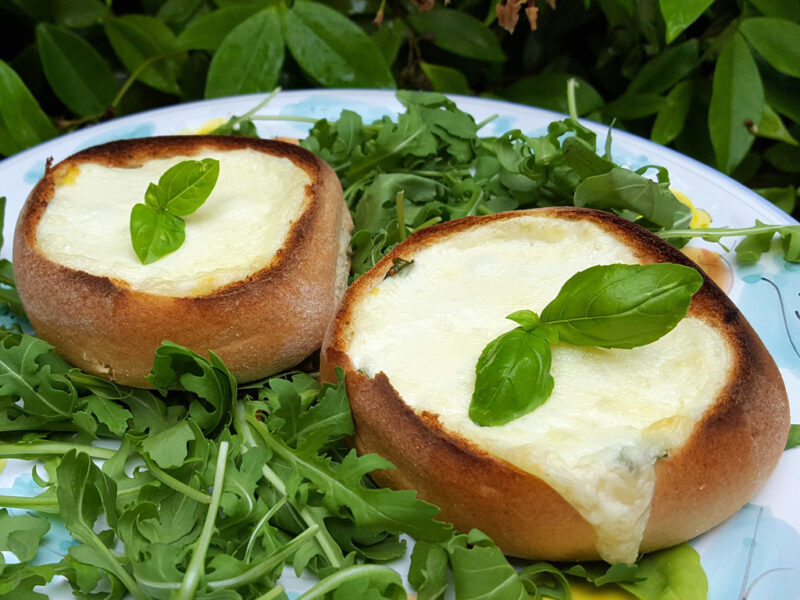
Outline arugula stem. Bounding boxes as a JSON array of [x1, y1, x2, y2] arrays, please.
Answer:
[[0, 493, 60, 513], [0, 442, 115, 460], [208, 88, 285, 135], [475, 114, 499, 131], [208, 525, 319, 589], [143, 457, 212, 504], [567, 77, 579, 121], [176, 440, 229, 600], [233, 400, 343, 569], [396, 190, 407, 241], [254, 586, 286, 600], [244, 496, 289, 563], [657, 224, 786, 239], [295, 565, 399, 599]]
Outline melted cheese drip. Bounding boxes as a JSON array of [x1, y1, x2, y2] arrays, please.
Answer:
[[346, 216, 732, 564], [36, 149, 311, 297]]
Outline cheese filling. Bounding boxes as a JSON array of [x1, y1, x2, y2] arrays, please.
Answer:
[[36, 149, 311, 297], [346, 216, 732, 564]]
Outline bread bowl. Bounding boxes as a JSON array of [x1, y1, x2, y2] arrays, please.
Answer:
[[320, 207, 789, 564], [14, 135, 352, 387]]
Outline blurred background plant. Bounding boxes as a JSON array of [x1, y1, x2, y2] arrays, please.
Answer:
[[0, 0, 798, 219]]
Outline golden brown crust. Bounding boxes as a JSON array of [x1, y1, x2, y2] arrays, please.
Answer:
[[320, 206, 790, 561], [14, 135, 352, 387]]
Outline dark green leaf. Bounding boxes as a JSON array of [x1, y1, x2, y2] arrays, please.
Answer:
[[574, 167, 692, 229], [651, 80, 694, 145], [52, 0, 108, 28], [173, 5, 265, 51], [604, 93, 667, 120], [157, 0, 204, 29], [35, 23, 115, 118], [129, 203, 186, 264], [755, 185, 797, 214], [285, 1, 395, 88], [749, 0, 800, 21], [786, 424, 800, 449], [757, 103, 797, 144], [709, 31, 764, 173], [103, 15, 182, 95], [501, 73, 603, 116], [628, 40, 699, 94], [0, 509, 50, 562], [407, 8, 505, 62], [372, 18, 405, 66], [420, 62, 471, 95], [0, 59, 57, 155], [205, 8, 284, 98], [159, 158, 220, 215], [765, 142, 800, 172], [562, 137, 616, 178], [469, 327, 554, 426], [659, 0, 714, 43], [740, 17, 800, 78], [540, 263, 704, 348]]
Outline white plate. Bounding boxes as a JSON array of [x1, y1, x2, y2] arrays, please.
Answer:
[[0, 90, 798, 599]]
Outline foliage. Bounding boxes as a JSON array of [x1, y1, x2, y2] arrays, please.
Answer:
[[0, 0, 797, 218]]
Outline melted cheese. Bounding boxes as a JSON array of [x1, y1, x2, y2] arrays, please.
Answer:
[[36, 149, 311, 297], [346, 216, 732, 564]]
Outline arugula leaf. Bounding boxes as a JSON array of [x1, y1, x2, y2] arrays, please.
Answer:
[[0, 509, 50, 562], [130, 158, 219, 264], [617, 544, 708, 600], [408, 541, 449, 600], [786, 424, 800, 450], [447, 530, 528, 600]]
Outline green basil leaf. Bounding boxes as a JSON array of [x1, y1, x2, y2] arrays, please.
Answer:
[[651, 80, 694, 145], [0, 59, 57, 156], [786, 424, 800, 450], [35, 23, 115, 118], [574, 167, 692, 230], [205, 8, 284, 98], [407, 8, 505, 62], [709, 31, 764, 174], [129, 203, 186, 265], [285, 1, 395, 88], [740, 17, 800, 78], [173, 4, 266, 51], [158, 158, 220, 216], [540, 263, 704, 349], [420, 62, 471, 95], [469, 328, 554, 427], [500, 73, 604, 116], [103, 15, 182, 95], [659, 0, 714, 43], [506, 309, 540, 332], [628, 40, 699, 95]]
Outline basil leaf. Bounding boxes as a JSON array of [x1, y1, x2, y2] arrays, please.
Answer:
[[574, 167, 692, 230], [285, 1, 395, 89], [205, 8, 284, 99], [35, 23, 115, 118], [129, 203, 186, 265], [708, 32, 764, 174], [540, 263, 704, 349], [158, 157, 220, 216], [469, 328, 554, 427]]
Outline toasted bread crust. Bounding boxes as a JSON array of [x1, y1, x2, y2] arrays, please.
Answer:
[[14, 135, 352, 387], [321, 207, 789, 561]]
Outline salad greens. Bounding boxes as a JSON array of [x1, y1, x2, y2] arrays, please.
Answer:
[[469, 264, 703, 426], [0, 89, 795, 599], [130, 158, 219, 264]]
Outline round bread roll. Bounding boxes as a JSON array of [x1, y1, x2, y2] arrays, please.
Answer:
[[14, 135, 352, 387], [320, 207, 789, 564]]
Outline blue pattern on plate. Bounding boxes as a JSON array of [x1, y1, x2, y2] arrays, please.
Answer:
[[75, 122, 157, 153], [704, 504, 800, 600], [23, 160, 47, 184], [737, 251, 800, 377]]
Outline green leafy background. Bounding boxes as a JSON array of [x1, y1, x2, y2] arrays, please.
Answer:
[[0, 0, 798, 219]]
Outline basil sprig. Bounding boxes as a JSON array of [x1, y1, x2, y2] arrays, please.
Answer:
[[129, 158, 220, 264], [469, 263, 704, 427]]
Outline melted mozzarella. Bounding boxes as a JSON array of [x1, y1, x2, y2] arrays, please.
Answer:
[[36, 149, 311, 296], [346, 216, 732, 564]]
